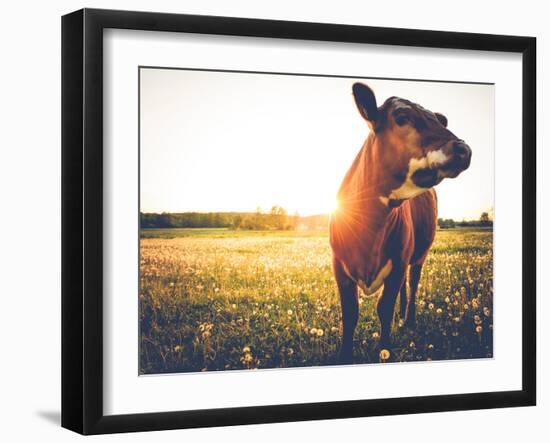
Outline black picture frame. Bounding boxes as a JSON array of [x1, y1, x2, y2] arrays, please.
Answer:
[[62, 8, 536, 435]]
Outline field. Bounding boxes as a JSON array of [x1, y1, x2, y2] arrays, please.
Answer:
[[139, 228, 493, 374]]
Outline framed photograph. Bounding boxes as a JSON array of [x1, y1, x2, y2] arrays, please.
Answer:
[[62, 8, 536, 435]]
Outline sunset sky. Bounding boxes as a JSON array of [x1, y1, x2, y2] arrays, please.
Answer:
[[140, 68, 494, 220]]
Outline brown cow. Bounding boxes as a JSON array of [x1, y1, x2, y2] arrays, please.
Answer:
[[330, 83, 472, 363]]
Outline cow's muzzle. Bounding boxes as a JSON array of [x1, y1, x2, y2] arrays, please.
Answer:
[[441, 140, 472, 178]]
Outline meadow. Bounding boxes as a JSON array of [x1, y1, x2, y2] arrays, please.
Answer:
[[139, 228, 493, 374]]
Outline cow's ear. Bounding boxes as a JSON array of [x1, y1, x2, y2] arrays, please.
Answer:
[[435, 112, 448, 127], [352, 83, 378, 124]]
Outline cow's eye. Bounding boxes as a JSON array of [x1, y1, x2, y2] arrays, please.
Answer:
[[395, 114, 409, 126]]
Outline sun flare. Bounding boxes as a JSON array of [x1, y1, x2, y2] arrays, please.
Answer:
[[330, 198, 341, 215]]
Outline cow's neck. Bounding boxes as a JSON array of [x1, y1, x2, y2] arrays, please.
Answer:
[[331, 137, 396, 283]]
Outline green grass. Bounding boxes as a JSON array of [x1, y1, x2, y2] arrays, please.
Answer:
[[139, 229, 493, 374]]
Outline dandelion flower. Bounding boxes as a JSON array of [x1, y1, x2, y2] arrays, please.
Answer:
[[317, 329, 324, 337], [436, 308, 443, 315], [372, 332, 380, 339], [287, 309, 293, 316], [428, 303, 435, 310], [483, 307, 491, 317], [310, 328, 318, 336], [428, 344, 434, 350], [476, 325, 483, 334], [379, 349, 390, 361], [242, 346, 250, 353]]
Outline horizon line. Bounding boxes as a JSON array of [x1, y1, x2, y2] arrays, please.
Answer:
[[139, 209, 492, 221]]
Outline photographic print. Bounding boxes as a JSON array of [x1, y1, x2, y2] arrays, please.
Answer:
[[139, 67, 494, 375]]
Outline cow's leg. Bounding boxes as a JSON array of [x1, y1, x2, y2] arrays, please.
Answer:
[[404, 263, 422, 328], [333, 257, 358, 364], [377, 267, 406, 348]]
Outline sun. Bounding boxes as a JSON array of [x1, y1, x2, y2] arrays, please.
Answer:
[[330, 197, 341, 215]]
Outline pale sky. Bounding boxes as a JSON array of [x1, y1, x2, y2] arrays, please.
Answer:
[[140, 68, 494, 220]]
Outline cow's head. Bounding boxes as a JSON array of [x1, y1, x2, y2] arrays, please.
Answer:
[[352, 82, 471, 202]]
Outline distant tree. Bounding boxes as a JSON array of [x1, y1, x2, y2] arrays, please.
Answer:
[[232, 214, 242, 229], [269, 205, 288, 229], [438, 218, 456, 229], [159, 212, 173, 228], [479, 211, 492, 227], [253, 206, 263, 229]]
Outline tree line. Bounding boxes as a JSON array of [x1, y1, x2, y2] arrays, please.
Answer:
[[141, 206, 329, 231], [438, 212, 493, 229], [141, 209, 492, 230]]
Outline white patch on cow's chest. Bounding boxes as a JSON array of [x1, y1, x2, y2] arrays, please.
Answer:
[[389, 150, 448, 200], [356, 259, 393, 296]]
